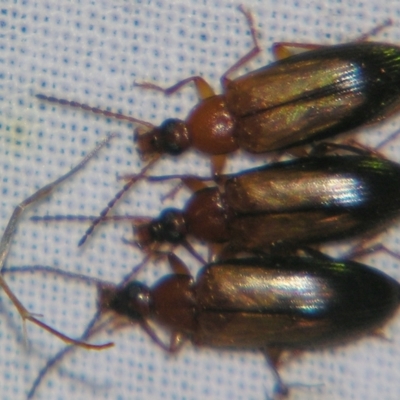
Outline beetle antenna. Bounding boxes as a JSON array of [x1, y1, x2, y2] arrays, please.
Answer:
[[375, 127, 400, 150], [4, 265, 107, 285], [78, 157, 159, 246], [2, 266, 115, 352], [31, 214, 149, 223], [27, 309, 104, 399], [25, 315, 113, 350], [182, 240, 207, 265], [119, 254, 154, 285], [36, 94, 154, 128]]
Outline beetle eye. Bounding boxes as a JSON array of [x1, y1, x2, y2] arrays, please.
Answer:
[[158, 208, 187, 243], [126, 281, 148, 300], [149, 136, 158, 148], [159, 119, 190, 155], [115, 281, 151, 320]]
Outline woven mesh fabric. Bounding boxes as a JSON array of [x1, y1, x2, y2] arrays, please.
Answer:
[[1, 0, 400, 399]]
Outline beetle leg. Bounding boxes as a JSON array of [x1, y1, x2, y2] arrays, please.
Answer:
[[281, 146, 309, 159], [161, 176, 210, 201], [27, 342, 72, 399], [376, 127, 400, 151], [208, 243, 224, 262], [272, 42, 325, 60], [343, 242, 400, 262], [309, 140, 385, 158], [212, 243, 257, 261], [273, 20, 393, 61], [118, 173, 211, 186], [261, 147, 309, 163], [4, 265, 106, 286], [161, 176, 207, 202], [180, 176, 210, 191], [295, 247, 334, 261], [169, 331, 187, 353], [119, 173, 211, 201], [27, 310, 107, 400], [135, 5, 262, 94], [140, 319, 186, 352], [342, 139, 386, 157], [134, 76, 215, 100], [160, 180, 186, 201], [117, 254, 158, 285], [117, 172, 210, 202], [355, 19, 392, 42], [177, 241, 205, 265], [167, 253, 192, 275], [370, 328, 391, 341], [211, 154, 227, 177], [220, 6, 261, 88]]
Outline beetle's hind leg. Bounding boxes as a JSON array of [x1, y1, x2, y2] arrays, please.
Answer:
[[220, 6, 262, 88]]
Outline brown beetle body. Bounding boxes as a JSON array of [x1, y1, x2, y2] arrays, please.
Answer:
[[185, 95, 237, 155], [148, 257, 400, 348], [135, 42, 400, 160], [136, 155, 400, 255], [96, 252, 400, 397], [24, 252, 400, 399]]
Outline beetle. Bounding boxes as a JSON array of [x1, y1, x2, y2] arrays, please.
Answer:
[[47, 153, 400, 260], [0, 135, 116, 350], [35, 11, 400, 175], [20, 251, 400, 399]]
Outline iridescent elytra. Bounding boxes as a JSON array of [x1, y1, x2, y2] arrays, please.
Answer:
[[22, 251, 400, 399]]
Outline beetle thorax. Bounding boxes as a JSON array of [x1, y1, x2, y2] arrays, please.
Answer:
[[186, 95, 238, 155], [184, 187, 231, 242]]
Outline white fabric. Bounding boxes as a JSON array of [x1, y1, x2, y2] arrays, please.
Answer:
[[1, 0, 400, 399]]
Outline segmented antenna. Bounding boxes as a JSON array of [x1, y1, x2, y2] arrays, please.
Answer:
[[36, 94, 154, 128], [78, 157, 159, 246]]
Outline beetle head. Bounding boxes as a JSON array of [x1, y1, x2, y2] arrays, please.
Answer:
[[99, 281, 151, 321], [135, 118, 190, 160], [134, 208, 187, 247]]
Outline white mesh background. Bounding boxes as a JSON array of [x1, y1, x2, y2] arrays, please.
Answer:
[[1, 0, 400, 399]]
